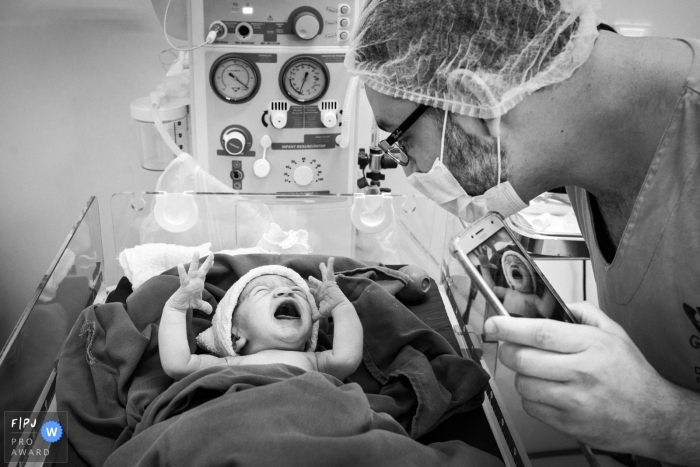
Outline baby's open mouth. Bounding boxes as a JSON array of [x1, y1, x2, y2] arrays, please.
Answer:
[[274, 299, 301, 320]]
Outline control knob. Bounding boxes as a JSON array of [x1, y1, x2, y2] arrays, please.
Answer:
[[293, 13, 320, 40], [321, 111, 337, 128], [223, 130, 247, 155], [293, 166, 314, 186]]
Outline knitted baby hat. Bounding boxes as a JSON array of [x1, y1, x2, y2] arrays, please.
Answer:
[[501, 250, 537, 294], [196, 265, 319, 357]]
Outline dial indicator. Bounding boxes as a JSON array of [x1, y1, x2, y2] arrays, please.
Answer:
[[210, 55, 261, 104], [279, 56, 329, 104]]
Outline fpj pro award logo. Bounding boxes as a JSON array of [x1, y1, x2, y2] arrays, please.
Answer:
[[4, 411, 68, 464]]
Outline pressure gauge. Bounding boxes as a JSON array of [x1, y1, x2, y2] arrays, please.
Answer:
[[210, 55, 261, 104], [279, 56, 329, 105]]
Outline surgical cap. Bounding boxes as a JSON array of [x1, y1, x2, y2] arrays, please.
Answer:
[[345, 0, 600, 119]]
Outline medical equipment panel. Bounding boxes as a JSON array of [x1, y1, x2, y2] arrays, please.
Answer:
[[189, 0, 360, 193]]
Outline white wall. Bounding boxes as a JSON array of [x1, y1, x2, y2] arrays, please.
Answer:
[[0, 1, 166, 345], [599, 0, 700, 38], [1, 0, 700, 349]]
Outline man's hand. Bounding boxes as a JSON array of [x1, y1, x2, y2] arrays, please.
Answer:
[[484, 302, 681, 457], [168, 252, 215, 314], [308, 257, 352, 320]]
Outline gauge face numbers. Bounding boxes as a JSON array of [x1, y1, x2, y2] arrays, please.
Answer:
[[211, 56, 260, 104], [280, 57, 329, 104], [284, 159, 323, 186]]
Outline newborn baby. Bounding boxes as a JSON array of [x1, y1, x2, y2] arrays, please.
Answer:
[[159, 254, 363, 381], [476, 247, 556, 318]]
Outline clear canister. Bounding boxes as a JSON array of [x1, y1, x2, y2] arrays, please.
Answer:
[[130, 96, 190, 171]]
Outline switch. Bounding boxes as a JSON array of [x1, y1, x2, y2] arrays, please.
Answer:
[[293, 166, 314, 186], [319, 100, 338, 128], [254, 135, 272, 178], [271, 113, 287, 129], [339, 18, 350, 28], [269, 102, 289, 129], [254, 159, 271, 178], [322, 111, 337, 128], [339, 4, 350, 15]]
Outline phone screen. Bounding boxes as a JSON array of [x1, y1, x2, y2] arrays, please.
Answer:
[[465, 227, 574, 323]]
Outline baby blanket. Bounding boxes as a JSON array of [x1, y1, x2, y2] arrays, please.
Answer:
[[56, 254, 498, 466]]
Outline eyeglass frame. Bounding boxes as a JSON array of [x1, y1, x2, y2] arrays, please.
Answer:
[[377, 104, 429, 167]]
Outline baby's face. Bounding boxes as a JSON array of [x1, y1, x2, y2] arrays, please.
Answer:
[[233, 275, 313, 355], [503, 255, 534, 294]]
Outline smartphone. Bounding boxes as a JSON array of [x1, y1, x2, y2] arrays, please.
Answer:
[[449, 213, 577, 324]]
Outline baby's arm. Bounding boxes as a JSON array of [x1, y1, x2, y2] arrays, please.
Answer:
[[534, 288, 557, 318], [309, 258, 363, 380], [159, 253, 230, 380], [501, 288, 541, 317], [474, 246, 498, 290]]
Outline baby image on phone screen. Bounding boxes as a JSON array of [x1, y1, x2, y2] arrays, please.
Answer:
[[474, 241, 557, 319]]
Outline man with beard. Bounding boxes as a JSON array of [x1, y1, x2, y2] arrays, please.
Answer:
[[345, 0, 700, 465]]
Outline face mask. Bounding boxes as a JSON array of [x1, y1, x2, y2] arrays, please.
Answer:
[[406, 111, 527, 223]]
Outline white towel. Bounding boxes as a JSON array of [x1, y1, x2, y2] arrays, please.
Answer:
[[216, 247, 271, 257], [118, 243, 213, 290], [118, 244, 276, 290], [517, 212, 580, 235]]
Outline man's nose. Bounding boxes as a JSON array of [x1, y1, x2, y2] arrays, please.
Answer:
[[274, 287, 294, 297]]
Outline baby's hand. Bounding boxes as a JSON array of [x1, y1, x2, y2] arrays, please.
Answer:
[[168, 252, 215, 314], [475, 245, 496, 270], [308, 257, 351, 319]]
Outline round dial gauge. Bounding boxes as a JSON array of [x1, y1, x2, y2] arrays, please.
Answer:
[[279, 56, 329, 104], [210, 55, 260, 104]]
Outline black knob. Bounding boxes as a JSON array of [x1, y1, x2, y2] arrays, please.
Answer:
[[366, 172, 385, 182], [357, 177, 369, 189], [357, 148, 369, 170], [381, 155, 398, 169]]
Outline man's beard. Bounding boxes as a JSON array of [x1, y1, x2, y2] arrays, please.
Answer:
[[442, 114, 508, 197]]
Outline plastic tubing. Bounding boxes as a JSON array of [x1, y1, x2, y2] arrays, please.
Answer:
[[151, 98, 183, 156], [163, 0, 216, 51], [336, 76, 359, 148]]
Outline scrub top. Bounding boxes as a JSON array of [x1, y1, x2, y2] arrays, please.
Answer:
[[568, 38, 700, 393]]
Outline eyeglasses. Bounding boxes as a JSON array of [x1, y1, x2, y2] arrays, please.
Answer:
[[377, 104, 429, 167]]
